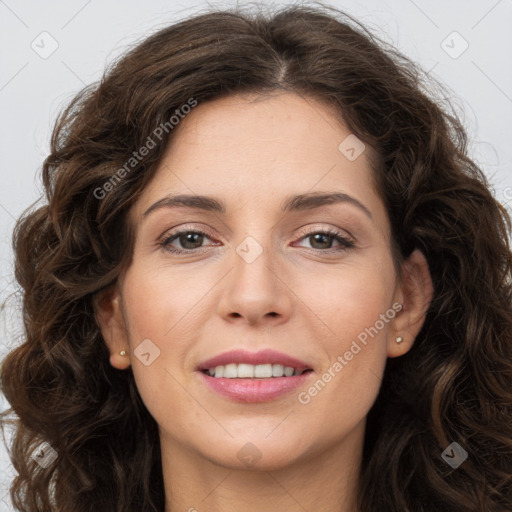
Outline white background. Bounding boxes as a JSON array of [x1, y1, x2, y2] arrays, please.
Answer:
[[0, 0, 511, 509]]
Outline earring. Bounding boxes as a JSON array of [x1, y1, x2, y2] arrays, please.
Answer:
[[120, 350, 127, 356], [395, 336, 403, 344]]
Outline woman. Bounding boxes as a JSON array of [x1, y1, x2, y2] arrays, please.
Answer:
[[1, 3, 511, 511]]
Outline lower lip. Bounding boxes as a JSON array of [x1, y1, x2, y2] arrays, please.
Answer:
[[198, 371, 314, 403]]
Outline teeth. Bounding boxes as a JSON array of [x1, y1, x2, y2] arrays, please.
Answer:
[[238, 363, 255, 378], [206, 363, 305, 378], [224, 363, 238, 378], [272, 364, 284, 377]]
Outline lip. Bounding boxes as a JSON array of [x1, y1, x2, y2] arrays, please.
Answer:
[[197, 349, 312, 373], [196, 349, 314, 403], [198, 371, 314, 403]]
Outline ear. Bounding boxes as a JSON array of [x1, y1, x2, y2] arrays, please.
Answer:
[[93, 284, 131, 369], [387, 249, 433, 358]]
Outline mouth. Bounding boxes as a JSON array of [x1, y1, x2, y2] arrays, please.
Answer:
[[196, 349, 315, 402]]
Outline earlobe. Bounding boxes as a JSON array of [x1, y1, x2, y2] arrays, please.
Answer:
[[93, 285, 131, 369], [388, 249, 434, 358]]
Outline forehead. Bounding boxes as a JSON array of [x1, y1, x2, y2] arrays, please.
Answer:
[[164, 91, 376, 164], [131, 92, 384, 221]]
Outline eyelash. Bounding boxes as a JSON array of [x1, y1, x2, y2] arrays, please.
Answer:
[[158, 225, 355, 255]]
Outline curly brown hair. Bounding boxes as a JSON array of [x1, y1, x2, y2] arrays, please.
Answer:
[[1, 2, 511, 511]]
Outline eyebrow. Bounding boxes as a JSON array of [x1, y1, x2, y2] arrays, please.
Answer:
[[143, 191, 373, 220]]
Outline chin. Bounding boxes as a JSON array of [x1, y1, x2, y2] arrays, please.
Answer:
[[194, 431, 311, 471]]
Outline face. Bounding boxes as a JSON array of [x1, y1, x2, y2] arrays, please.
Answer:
[[98, 91, 429, 471]]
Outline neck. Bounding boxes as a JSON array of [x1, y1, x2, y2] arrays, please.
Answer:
[[161, 421, 364, 512]]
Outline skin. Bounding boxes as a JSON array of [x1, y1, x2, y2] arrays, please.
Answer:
[[96, 91, 433, 512]]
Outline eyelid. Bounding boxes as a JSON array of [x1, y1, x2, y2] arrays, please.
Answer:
[[157, 223, 216, 243], [160, 221, 354, 238], [300, 224, 355, 242]]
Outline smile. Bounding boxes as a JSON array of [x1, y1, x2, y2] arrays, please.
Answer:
[[204, 363, 312, 378]]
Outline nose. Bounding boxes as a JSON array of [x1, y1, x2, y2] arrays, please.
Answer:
[[216, 237, 293, 327]]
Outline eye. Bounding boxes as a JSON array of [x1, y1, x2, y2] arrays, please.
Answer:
[[294, 226, 355, 252], [158, 227, 217, 254]]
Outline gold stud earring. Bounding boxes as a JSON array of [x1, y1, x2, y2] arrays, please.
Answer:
[[120, 350, 127, 356], [395, 336, 403, 344]]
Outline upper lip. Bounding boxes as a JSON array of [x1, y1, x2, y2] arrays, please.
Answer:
[[197, 349, 313, 372]]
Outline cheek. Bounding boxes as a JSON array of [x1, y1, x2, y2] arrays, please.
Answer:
[[297, 257, 396, 342], [121, 263, 209, 342], [119, 263, 223, 418], [295, 260, 394, 405], [117, 268, 182, 393]]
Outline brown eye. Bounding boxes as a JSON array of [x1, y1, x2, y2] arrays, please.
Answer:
[[296, 227, 355, 252], [159, 229, 215, 254]]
